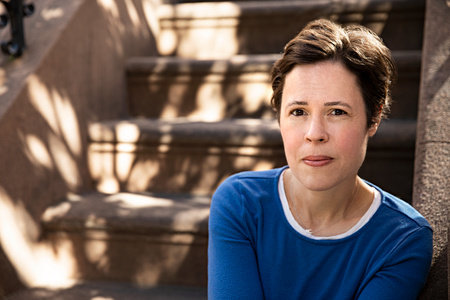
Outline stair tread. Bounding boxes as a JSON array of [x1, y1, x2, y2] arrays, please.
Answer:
[[42, 192, 210, 235], [6, 282, 206, 300]]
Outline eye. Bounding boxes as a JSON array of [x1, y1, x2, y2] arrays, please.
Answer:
[[290, 109, 306, 116], [331, 109, 347, 116]]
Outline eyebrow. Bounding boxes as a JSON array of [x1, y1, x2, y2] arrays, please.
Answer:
[[285, 100, 352, 108], [324, 101, 352, 108], [285, 101, 308, 108]]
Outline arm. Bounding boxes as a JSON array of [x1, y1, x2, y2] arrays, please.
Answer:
[[208, 178, 264, 300], [357, 226, 433, 300]]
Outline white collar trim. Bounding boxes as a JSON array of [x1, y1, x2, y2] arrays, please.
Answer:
[[278, 170, 381, 240]]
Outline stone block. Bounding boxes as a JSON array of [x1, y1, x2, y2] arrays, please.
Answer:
[[41, 192, 210, 286]]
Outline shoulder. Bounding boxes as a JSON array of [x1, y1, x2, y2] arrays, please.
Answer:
[[211, 167, 286, 218], [214, 167, 286, 197], [209, 167, 286, 240], [362, 184, 433, 271], [363, 183, 433, 259], [360, 182, 432, 251], [374, 186, 431, 230]]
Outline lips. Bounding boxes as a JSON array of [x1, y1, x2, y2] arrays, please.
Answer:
[[302, 155, 333, 167]]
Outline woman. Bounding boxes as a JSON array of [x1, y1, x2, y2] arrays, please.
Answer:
[[208, 19, 432, 299]]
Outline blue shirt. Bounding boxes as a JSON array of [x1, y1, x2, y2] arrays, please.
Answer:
[[208, 167, 433, 299]]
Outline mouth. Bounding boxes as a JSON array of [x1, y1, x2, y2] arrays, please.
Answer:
[[302, 155, 334, 167]]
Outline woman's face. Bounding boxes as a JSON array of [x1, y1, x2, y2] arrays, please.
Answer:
[[279, 60, 378, 192]]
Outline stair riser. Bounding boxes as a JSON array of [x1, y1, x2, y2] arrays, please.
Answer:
[[157, 1, 424, 58], [127, 53, 420, 120], [44, 230, 207, 286]]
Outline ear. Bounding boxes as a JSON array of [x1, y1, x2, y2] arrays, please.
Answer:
[[368, 118, 381, 137]]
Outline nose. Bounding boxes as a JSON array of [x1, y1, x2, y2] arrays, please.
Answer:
[[305, 116, 328, 143]]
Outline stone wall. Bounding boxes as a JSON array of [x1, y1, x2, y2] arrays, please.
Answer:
[[413, 0, 449, 299]]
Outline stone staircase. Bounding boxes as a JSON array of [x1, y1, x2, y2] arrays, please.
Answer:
[[6, 0, 425, 298]]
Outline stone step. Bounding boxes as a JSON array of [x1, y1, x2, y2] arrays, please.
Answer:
[[156, 0, 424, 58], [40, 192, 210, 287], [126, 51, 421, 120], [88, 118, 285, 195], [127, 54, 276, 121], [88, 118, 416, 200], [6, 281, 206, 300]]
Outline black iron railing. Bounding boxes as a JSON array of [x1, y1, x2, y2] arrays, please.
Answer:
[[0, 0, 34, 57]]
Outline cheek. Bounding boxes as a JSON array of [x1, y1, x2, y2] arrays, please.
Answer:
[[336, 128, 369, 155], [280, 126, 299, 155]]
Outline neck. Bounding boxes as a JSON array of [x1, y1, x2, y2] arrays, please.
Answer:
[[284, 169, 373, 235]]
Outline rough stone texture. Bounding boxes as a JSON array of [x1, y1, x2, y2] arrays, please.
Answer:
[[412, 0, 449, 299], [41, 193, 209, 286], [0, 0, 159, 295]]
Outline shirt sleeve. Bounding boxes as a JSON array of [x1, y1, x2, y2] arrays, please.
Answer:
[[208, 177, 265, 300], [357, 226, 433, 300]]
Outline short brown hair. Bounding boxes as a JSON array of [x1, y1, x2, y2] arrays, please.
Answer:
[[271, 19, 396, 127]]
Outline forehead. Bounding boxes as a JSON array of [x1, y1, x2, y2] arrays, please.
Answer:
[[282, 61, 363, 106]]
